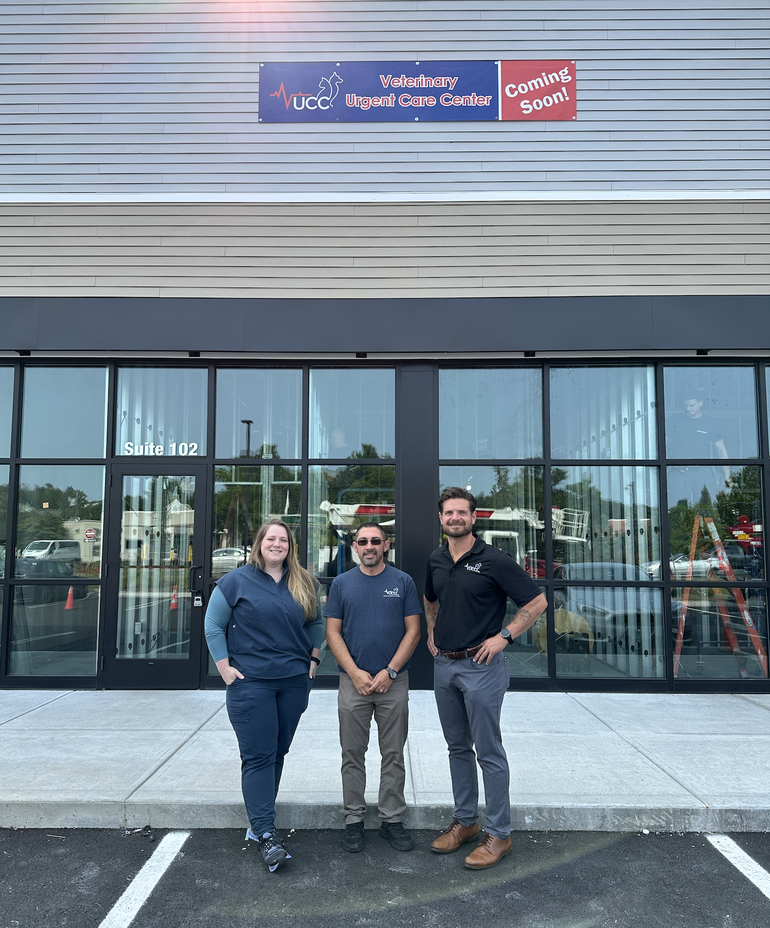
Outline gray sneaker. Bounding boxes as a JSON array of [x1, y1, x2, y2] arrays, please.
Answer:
[[379, 821, 414, 851], [250, 830, 290, 872], [342, 821, 365, 853]]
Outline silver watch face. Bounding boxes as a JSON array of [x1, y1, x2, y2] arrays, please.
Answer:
[[500, 629, 511, 640], [387, 668, 398, 679]]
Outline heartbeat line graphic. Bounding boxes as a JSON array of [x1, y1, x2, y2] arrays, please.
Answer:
[[269, 82, 313, 110]]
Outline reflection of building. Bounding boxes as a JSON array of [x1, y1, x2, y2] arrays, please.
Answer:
[[63, 521, 102, 565], [0, 2, 768, 693], [120, 501, 194, 565]]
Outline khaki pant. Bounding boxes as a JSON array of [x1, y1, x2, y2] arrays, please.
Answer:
[[338, 671, 409, 824]]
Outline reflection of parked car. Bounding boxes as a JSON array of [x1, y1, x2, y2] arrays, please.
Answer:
[[643, 555, 712, 580], [211, 547, 247, 576], [643, 545, 759, 582], [21, 539, 81, 564], [14, 557, 88, 603], [702, 545, 758, 581], [554, 562, 647, 583]]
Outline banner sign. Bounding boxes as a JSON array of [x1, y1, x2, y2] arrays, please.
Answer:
[[259, 60, 576, 123]]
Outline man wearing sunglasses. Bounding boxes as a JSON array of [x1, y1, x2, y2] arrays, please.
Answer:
[[325, 522, 421, 854]]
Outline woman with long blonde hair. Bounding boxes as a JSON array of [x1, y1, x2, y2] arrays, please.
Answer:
[[205, 518, 323, 872]]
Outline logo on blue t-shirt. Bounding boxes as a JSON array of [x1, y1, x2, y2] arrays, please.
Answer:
[[465, 562, 483, 573], [383, 587, 401, 597]]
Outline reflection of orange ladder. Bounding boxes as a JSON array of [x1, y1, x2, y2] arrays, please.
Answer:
[[673, 514, 768, 678]]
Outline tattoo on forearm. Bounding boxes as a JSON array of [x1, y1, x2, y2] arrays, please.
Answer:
[[512, 608, 536, 628]]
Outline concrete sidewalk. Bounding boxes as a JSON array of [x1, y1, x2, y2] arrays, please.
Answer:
[[2, 689, 769, 833]]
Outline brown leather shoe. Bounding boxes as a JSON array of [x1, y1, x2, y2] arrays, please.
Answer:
[[463, 832, 513, 870], [430, 819, 479, 854]]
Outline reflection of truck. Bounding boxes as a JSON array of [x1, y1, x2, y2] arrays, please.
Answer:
[[317, 501, 395, 575], [318, 501, 588, 577], [480, 530, 520, 562]]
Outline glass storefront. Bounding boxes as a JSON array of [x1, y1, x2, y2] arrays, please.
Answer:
[[0, 359, 767, 692]]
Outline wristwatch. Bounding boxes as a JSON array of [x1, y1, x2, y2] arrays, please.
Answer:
[[499, 628, 512, 645], [386, 666, 398, 679]]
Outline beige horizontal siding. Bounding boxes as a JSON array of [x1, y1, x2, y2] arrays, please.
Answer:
[[0, 199, 767, 299]]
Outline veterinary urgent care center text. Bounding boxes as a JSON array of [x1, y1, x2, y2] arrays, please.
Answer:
[[259, 60, 577, 122]]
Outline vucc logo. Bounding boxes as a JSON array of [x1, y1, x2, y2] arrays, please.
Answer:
[[270, 70, 343, 112]]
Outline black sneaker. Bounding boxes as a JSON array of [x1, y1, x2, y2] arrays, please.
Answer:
[[254, 830, 290, 872], [379, 821, 414, 852], [342, 821, 365, 853]]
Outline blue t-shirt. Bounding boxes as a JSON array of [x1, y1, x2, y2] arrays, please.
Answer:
[[324, 564, 422, 675], [209, 564, 324, 679]]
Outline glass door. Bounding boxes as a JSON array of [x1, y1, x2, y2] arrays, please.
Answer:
[[103, 465, 207, 688]]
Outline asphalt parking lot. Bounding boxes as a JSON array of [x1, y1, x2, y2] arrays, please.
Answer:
[[2, 828, 770, 928]]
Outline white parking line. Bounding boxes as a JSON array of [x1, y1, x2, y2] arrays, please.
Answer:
[[707, 834, 770, 902], [98, 831, 190, 928]]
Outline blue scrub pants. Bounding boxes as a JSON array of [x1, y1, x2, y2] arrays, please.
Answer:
[[226, 673, 311, 835]]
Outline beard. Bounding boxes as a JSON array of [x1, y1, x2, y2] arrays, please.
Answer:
[[443, 522, 472, 537]]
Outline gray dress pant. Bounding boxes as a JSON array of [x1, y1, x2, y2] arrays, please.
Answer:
[[338, 670, 409, 824], [433, 651, 510, 838]]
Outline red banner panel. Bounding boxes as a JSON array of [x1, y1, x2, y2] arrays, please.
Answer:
[[500, 60, 576, 121]]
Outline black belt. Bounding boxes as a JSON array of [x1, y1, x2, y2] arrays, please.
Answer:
[[439, 644, 483, 660]]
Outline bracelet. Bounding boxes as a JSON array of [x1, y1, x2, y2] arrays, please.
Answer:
[[310, 655, 321, 665]]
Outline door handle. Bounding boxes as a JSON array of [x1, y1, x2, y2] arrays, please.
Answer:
[[188, 565, 203, 594], [188, 565, 205, 608]]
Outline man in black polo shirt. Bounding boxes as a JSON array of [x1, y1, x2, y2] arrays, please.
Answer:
[[424, 487, 546, 870]]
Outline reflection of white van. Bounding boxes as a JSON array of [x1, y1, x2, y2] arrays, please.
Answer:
[[21, 539, 81, 563]]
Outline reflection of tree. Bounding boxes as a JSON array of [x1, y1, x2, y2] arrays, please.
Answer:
[[313, 451, 395, 577], [16, 481, 102, 550], [131, 478, 195, 515], [668, 494, 716, 559], [19, 482, 101, 521], [668, 466, 762, 560], [16, 509, 66, 551], [327, 445, 394, 504], [550, 468, 568, 508], [349, 443, 392, 461], [213, 464, 302, 549], [242, 441, 281, 460], [552, 471, 657, 567], [716, 466, 761, 525], [0, 483, 7, 542], [472, 465, 547, 512]]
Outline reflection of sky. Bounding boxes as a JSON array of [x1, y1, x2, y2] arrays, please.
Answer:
[[439, 368, 542, 459], [664, 366, 757, 414], [20, 464, 105, 502], [556, 466, 659, 510], [117, 368, 207, 454], [216, 370, 302, 459], [440, 466, 527, 499], [0, 367, 14, 457], [550, 366, 656, 460], [22, 368, 108, 458], [309, 369, 395, 459]]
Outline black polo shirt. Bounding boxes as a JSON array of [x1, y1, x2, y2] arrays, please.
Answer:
[[424, 536, 542, 651]]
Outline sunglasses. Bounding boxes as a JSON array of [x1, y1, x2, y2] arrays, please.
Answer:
[[354, 536, 384, 546]]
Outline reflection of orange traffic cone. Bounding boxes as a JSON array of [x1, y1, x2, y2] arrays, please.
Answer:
[[170, 586, 178, 611], [65, 586, 74, 610]]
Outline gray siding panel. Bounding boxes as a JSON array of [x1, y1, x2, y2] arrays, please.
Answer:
[[0, 199, 765, 299], [0, 1, 768, 197]]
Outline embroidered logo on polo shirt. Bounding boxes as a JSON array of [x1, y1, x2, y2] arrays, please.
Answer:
[[465, 562, 483, 573], [383, 587, 401, 597]]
